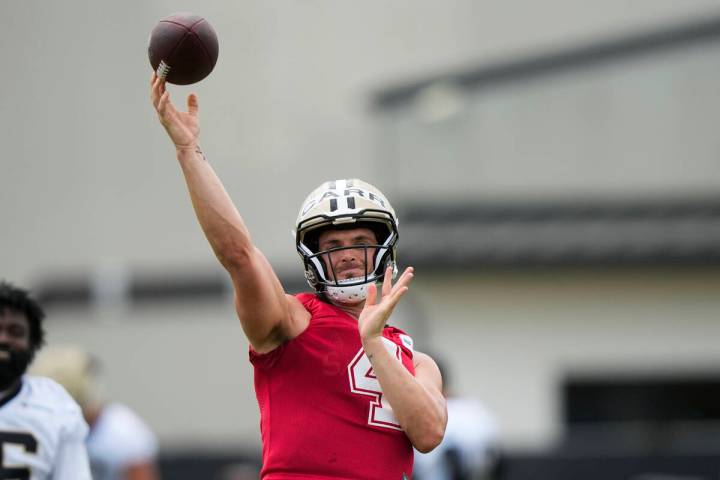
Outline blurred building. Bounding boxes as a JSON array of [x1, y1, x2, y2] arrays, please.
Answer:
[[3, 1, 720, 478]]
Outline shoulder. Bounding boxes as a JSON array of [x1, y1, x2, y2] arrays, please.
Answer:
[[289, 292, 321, 310], [23, 375, 84, 418], [413, 351, 442, 370], [13, 376, 89, 442], [285, 292, 320, 330], [412, 351, 443, 384]]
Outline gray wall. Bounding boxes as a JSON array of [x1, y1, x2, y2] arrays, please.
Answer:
[[38, 266, 720, 451], [3, 0, 720, 454], [3, 0, 720, 282], [378, 43, 720, 202]]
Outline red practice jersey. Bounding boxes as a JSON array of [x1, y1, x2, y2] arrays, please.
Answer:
[[250, 293, 415, 480]]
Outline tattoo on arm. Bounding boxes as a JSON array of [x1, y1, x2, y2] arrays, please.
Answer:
[[195, 145, 207, 161]]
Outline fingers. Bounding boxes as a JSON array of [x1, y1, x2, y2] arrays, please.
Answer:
[[150, 73, 159, 105], [157, 91, 171, 116], [377, 266, 413, 301], [373, 266, 413, 314], [151, 75, 178, 123], [381, 266, 393, 297], [393, 266, 414, 292], [150, 74, 164, 108], [384, 284, 409, 312], [187, 93, 199, 117], [150, 73, 169, 108], [382, 267, 412, 306], [366, 282, 378, 306]]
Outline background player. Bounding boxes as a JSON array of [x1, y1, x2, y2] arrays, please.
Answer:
[[31, 346, 161, 480], [150, 73, 447, 479], [414, 356, 501, 480], [0, 281, 92, 480]]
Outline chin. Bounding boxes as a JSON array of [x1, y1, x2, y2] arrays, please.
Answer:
[[335, 297, 364, 306]]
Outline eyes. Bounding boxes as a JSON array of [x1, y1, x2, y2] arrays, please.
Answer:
[[0, 311, 31, 344], [320, 237, 376, 250], [8, 325, 27, 338], [0, 323, 28, 342]]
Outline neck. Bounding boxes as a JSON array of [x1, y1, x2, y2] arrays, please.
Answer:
[[0, 377, 22, 400], [328, 299, 365, 319]]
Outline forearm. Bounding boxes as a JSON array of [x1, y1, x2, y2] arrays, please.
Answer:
[[150, 78, 293, 341], [176, 146, 253, 269], [362, 338, 446, 452], [175, 145, 296, 348]]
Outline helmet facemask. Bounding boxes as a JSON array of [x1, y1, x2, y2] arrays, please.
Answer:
[[299, 222, 398, 303], [294, 179, 399, 303]]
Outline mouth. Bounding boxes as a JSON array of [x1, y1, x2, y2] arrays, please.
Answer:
[[337, 266, 365, 280]]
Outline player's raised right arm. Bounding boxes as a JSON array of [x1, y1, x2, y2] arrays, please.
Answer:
[[150, 74, 308, 352]]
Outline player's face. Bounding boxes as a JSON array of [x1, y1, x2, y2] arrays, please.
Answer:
[[318, 227, 378, 282], [0, 308, 33, 389]]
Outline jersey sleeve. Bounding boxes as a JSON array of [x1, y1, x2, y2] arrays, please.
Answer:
[[383, 326, 415, 374], [249, 293, 316, 369], [51, 410, 92, 480]]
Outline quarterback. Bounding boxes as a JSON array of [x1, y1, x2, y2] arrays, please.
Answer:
[[0, 282, 92, 480], [150, 74, 447, 479]]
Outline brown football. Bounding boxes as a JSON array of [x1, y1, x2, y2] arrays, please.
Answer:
[[148, 12, 219, 85]]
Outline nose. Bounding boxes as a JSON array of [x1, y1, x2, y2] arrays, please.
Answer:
[[340, 248, 358, 262], [0, 325, 17, 346]]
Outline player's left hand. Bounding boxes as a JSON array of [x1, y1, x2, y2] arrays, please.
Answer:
[[358, 266, 414, 344]]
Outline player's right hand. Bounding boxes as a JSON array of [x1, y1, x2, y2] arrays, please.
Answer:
[[150, 72, 200, 151]]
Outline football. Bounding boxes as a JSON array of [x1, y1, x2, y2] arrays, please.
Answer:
[[148, 12, 219, 85]]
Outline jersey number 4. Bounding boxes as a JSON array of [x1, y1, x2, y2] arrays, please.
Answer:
[[347, 337, 403, 431], [0, 431, 37, 480]]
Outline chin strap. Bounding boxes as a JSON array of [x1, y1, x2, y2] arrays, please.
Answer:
[[325, 280, 370, 303]]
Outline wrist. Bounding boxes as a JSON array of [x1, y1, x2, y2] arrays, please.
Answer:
[[361, 334, 384, 350], [176, 143, 205, 161]]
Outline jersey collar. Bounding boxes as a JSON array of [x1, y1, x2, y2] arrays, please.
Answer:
[[0, 378, 23, 409]]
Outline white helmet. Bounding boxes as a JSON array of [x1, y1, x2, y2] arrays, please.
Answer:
[[29, 346, 101, 409], [295, 179, 399, 302]]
